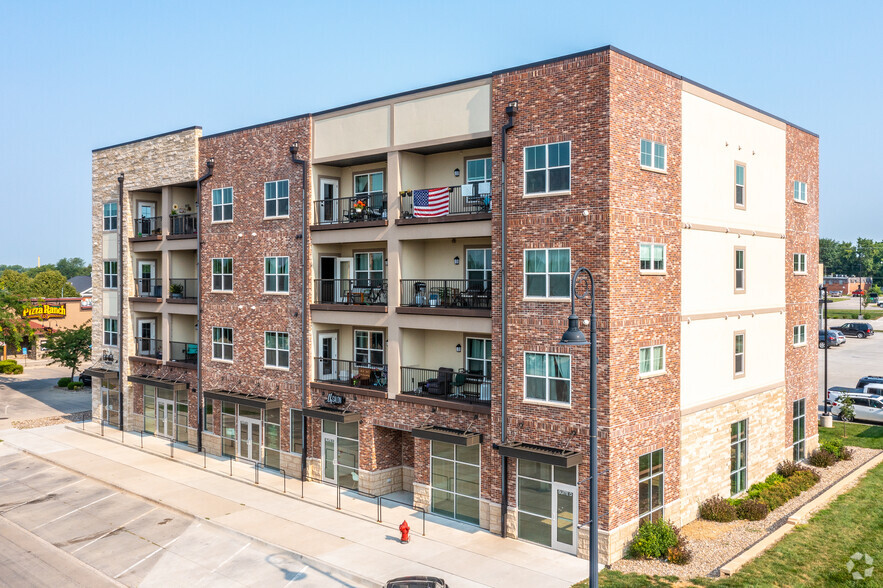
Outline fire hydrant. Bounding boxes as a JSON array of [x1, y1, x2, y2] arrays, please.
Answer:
[[399, 520, 410, 543]]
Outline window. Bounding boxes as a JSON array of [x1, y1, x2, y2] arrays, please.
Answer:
[[203, 401, 213, 432], [524, 142, 570, 194], [355, 330, 384, 366], [354, 252, 383, 287], [730, 420, 748, 495], [793, 253, 807, 274], [212, 187, 233, 222], [430, 441, 480, 525], [212, 258, 233, 291], [466, 157, 492, 183], [524, 248, 570, 298], [466, 248, 492, 289], [103, 261, 118, 289], [793, 181, 807, 203], [735, 248, 745, 292], [354, 171, 384, 210], [638, 449, 664, 523], [264, 256, 289, 293], [517, 460, 577, 547], [639, 345, 665, 377], [264, 331, 289, 369], [466, 338, 491, 378], [265, 179, 289, 218], [792, 399, 806, 461], [734, 332, 745, 377], [103, 202, 118, 231], [639, 243, 665, 272], [793, 324, 807, 346], [290, 409, 303, 454], [103, 318, 118, 346], [212, 327, 233, 361], [735, 163, 746, 208], [524, 352, 571, 404], [640, 139, 666, 172]]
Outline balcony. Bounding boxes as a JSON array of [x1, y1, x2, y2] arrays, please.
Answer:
[[133, 278, 162, 299], [401, 279, 490, 309], [133, 216, 163, 239], [134, 337, 162, 360], [169, 213, 197, 238], [399, 184, 491, 224], [400, 367, 491, 407], [312, 195, 387, 228], [169, 278, 197, 302], [313, 358, 387, 392], [313, 279, 387, 308], [168, 341, 198, 365]]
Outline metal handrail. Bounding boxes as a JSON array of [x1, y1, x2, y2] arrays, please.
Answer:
[[313, 278, 388, 305], [313, 194, 388, 225], [400, 184, 491, 219]]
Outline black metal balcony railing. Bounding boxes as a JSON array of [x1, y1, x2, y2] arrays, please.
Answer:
[[135, 216, 162, 237], [400, 279, 491, 309], [134, 278, 162, 298], [313, 194, 387, 226], [169, 341, 198, 364], [169, 278, 197, 300], [313, 279, 388, 306], [400, 367, 491, 406], [400, 184, 491, 219], [170, 213, 197, 236], [134, 337, 162, 359], [314, 357, 388, 391]]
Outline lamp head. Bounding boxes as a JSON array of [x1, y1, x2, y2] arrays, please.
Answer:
[[559, 314, 588, 345]]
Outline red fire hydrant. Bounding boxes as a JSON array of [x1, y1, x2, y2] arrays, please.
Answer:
[[399, 520, 410, 543]]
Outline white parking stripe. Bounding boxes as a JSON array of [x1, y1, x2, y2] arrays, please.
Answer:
[[0, 479, 85, 514], [211, 541, 252, 573], [113, 535, 180, 579], [33, 492, 117, 530], [72, 507, 157, 553], [284, 565, 309, 586], [0, 465, 55, 489]]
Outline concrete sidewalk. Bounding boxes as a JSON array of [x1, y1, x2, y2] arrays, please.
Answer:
[[1, 424, 590, 588]]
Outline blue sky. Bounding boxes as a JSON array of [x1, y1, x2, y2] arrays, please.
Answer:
[[0, 1, 879, 267]]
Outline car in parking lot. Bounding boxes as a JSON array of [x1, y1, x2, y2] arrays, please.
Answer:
[[818, 329, 846, 348], [76, 372, 92, 386], [831, 392, 883, 423], [386, 577, 449, 588], [835, 322, 875, 338]]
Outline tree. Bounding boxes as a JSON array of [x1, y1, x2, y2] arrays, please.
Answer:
[[0, 269, 34, 299], [55, 257, 90, 279], [43, 322, 92, 379], [838, 395, 855, 438], [24, 264, 56, 278], [0, 290, 32, 353], [31, 269, 78, 299]]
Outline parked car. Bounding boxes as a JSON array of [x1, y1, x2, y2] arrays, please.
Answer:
[[852, 288, 866, 297], [818, 330, 846, 348], [835, 322, 875, 338], [827, 382, 883, 404], [831, 393, 883, 424], [877, 300, 883, 308], [857, 376, 883, 388], [77, 373, 92, 386], [386, 577, 449, 588]]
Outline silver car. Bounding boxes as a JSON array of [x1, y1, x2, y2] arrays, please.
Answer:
[[831, 393, 883, 424], [831, 330, 846, 345]]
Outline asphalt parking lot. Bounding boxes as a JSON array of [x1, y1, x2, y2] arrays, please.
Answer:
[[817, 319, 883, 408], [0, 449, 355, 587], [0, 365, 90, 430]]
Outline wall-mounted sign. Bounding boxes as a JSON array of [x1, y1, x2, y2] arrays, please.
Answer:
[[22, 304, 66, 320], [325, 393, 345, 406], [80, 297, 93, 309]]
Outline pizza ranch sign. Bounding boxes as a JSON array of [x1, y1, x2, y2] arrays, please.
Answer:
[[22, 304, 67, 320]]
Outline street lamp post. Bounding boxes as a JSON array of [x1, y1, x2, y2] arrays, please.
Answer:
[[558, 267, 598, 588], [819, 284, 831, 425]]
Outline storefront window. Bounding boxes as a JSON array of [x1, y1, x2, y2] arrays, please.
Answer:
[[430, 441, 480, 525]]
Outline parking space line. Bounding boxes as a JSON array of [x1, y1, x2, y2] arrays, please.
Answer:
[[113, 535, 180, 579], [0, 479, 84, 514], [33, 492, 118, 530], [284, 565, 309, 586], [72, 507, 157, 554], [211, 541, 252, 573], [0, 465, 55, 489]]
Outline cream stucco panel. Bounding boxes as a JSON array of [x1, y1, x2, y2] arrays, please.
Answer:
[[314, 106, 390, 159], [103, 290, 118, 316], [102, 232, 118, 259], [393, 85, 490, 146]]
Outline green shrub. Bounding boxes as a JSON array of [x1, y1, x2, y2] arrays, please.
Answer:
[[67, 382, 84, 390], [808, 448, 837, 468], [628, 519, 679, 559], [747, 481, 770, 499], [57, 377, 72, 388], [699, 496, 736, 522], [0, 360, 17, 368], [777, 460, 801, 478], [726, 497, 743, 508], [765, 472, 785, 485], [0, 361, 22, 374], [736, 498, 770, 521], [821, 439, 845, 459], [756, 481, 797, 511], [10, 365, 23, 374], [789, 469, 820, 491]]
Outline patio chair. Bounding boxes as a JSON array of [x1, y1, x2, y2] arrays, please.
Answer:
[[424, 367, 453, 396], [450, 372, 467, 398]]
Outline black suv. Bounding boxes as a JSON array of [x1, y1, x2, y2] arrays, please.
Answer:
[[857, 376, 883, 388], [836, 322, 875, 338]]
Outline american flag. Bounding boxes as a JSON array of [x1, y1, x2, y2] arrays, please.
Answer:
[[413, 187, 450, 217]]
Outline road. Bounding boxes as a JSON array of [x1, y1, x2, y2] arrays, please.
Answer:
[[0, 449, 357, 587], [0, 365, 90, 430]]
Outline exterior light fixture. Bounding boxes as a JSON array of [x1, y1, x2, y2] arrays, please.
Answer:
[[456, 344, 462, 353], [454, 256, 460, 265], [454, 168, 460, 177]]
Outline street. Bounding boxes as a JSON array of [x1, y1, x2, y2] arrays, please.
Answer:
[[0, 364, 90, 430]]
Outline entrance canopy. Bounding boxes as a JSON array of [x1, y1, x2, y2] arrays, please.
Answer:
[[204, 389, 282, 410], [497, 441, 583, 468], [82, 366, 119, 380], [412, 425, 482, 446], [128, 374, 187, 391], [303, 406, 361, 423]]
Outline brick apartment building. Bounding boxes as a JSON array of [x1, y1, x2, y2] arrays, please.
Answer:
[[88, 46, 819, 564], [823, 275, 872, 297]]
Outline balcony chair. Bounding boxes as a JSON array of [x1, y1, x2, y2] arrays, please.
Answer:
[[424, 367, 454, 396], [450, 371, 467, 398]]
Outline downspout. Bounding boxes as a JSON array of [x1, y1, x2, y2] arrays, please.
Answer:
[[196, 158, 214, 452], [290, 143, 307, 483], [117, 172, 125, 431], [499, 100, 517, 536]]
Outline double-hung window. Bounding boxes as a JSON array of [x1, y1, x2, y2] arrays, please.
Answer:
[[524, 352, 570, 404], [524, 248, 570, 298], [639, 345, 665, 377], [212, 258, 233, 291], [792, 399, 806, 461], [730, 420, 748, 495], [354, 252, 383, 288], [265, 331, 289, 369], [264, 256, 289, 293], [639, 243, 665, 272], [735, 248, 746, 292], [212, 327, 233, 361], [355, 330, 384, 366], [103, 203, 118, 231], [212, 187, 233, 222], [466, 248, 492, 290], [735, 163, 746, 208], [466, 338, 491, 378], [640, 139, 666, 172], [103, 318, 118, 346], [103, 261, 118, 289], [265, 179, 289, 218], [466, 157, 492, 184], [793, 253, 807, 274], [638, 449, 664, 523], [734, 332, 745, 377], [524, 142, 570, 195], [793, 324, 807, 346], [793, 181, 807, 203], [354, 172, 384, 210]]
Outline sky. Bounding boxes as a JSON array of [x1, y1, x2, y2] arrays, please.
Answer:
[[0, 0, 879, 268]]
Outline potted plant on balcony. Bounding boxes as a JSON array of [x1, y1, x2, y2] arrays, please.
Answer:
[[169, 283, 184, 299], [170, 204, 179, 216]]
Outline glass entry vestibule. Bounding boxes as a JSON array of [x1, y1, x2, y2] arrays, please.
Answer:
[[322, 420, 359, 489], [517, 460, 578, 554], [142, 385, 188, 443], [206, 391, 282, 470]]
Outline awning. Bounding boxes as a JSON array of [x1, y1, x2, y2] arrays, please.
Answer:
[[204, 389, 282, 410], [302, 406, 361, 424], [411, 425, 482, 446], [82, 367, 119, 379], [127, 374, 188, 391], [497, 441, 583, 468]]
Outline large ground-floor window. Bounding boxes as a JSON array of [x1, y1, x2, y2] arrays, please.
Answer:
[[142, 386, 188, 443], [730, 420, 748, 495], [793, 399, 806, 461], [430, 441, 480, 525], [99, 378, 120, 427], [517, 459, 577, 553], [638, 449, 664, 523]]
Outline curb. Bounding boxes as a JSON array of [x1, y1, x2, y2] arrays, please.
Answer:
[[720, 451, 883, 577], [5, 434, 382, 588]]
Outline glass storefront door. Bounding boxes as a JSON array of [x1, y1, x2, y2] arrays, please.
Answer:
[[156, 397, 174, 438], [101, 381, 119, 427], [321, 420, 359, 490], [237, 417, 261, 461], [517, 460, 578, 554]]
